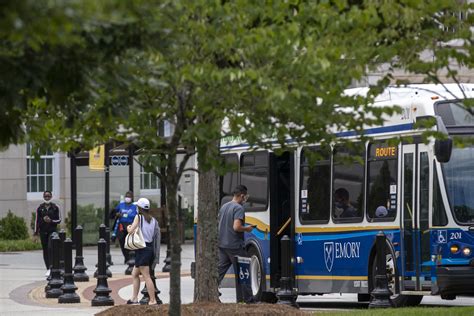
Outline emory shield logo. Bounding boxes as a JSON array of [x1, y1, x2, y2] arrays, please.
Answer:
[[324, 242, 335, 272]]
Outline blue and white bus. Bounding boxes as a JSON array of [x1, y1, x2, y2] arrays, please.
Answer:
[[216, 83, 474, 306]]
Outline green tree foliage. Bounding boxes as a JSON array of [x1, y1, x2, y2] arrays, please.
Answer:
[[0, 211, 29, 240]]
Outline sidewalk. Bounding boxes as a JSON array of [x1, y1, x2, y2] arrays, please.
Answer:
[[0, 241, 202, 316]]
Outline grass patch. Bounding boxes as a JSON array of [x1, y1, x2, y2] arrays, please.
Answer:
[[0, 238, 42, 252], [319, 306, 474, 316]]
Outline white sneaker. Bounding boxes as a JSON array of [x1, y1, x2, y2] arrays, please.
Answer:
[[45, 269, 51, 277]]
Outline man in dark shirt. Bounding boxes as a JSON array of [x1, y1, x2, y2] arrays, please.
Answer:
[[33, 191, 61, 275], [217, 185, 256, 303], [334, 188, 358, 218]]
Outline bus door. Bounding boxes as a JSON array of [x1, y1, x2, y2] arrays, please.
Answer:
[[269, 151, 295, 288], [401, 144, 432, 292]]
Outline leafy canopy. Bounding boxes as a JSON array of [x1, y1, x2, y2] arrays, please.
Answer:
[[5, 1, 470, 160]]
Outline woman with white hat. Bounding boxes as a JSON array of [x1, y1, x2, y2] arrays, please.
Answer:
[[126, 198, 161, 305]]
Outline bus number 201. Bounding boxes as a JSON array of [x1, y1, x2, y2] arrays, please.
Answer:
[[450, 232, 462, 240]]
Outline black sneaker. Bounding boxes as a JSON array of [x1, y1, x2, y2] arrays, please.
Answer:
[[126, 299, 139, 305]]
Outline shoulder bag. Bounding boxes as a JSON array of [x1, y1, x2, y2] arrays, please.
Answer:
[[125, 215, 146, 250]]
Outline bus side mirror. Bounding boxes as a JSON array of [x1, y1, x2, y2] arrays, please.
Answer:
[[435, 138, 452, 163], [434, 116, 452, 163]]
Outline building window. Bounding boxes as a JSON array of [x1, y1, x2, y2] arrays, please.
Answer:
[[140, 166, 160, 190], [26, 144, 54, 193], [437, 9, 470, 33]]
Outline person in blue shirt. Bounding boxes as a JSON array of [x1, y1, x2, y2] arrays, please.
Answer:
[[110, 191, 137, 264]]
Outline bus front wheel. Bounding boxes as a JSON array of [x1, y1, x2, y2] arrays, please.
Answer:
[[370, 252, 423, 307], [248, 246, 265, 301]]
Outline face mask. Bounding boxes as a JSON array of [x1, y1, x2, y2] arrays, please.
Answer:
[[44, 199, 51, 204], [124, 197, 132, 204]]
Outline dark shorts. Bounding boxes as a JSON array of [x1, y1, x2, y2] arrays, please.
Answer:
[[134, 243, 153, 267]]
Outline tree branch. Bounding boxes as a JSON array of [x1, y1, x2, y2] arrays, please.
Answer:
[[177, 152, 193, 179], [182, 167, 199, 174]]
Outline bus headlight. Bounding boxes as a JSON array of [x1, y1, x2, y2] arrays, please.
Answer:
[[450, 244, 459, 254], [462, 247, 471, 256]]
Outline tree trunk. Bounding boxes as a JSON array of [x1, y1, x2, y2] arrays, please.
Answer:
[[193, 159, 220, 302], [166, 155, 181, 316]]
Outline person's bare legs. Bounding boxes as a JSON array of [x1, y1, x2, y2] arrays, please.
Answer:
[[139, 266, 156, 304], [130, 266, 140, 302]]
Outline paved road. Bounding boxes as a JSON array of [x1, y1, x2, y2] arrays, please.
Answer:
[[1, 241, 473, 315]]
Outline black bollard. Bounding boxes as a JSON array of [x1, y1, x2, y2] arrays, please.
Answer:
[[105, 226, 113, 266], [58, 229, 66, 275], [276, 235, 298, 307], [91, 238, 114, 306], [46, 234, 64, 298], [59, 238, 80, 303], [95, 224, 112, 278], [369, 231, 393, 308], [125, 250, 135, 275], [139, 267, 162, 305], [73, 225, 89, 282], [140, 283, 149, 304]]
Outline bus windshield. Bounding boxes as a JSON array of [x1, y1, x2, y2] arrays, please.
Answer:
[[442, 141, 474, 224]]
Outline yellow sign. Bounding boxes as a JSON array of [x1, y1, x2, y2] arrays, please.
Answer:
[[375, 146, 397, 158], [89, 145, 105, 171]]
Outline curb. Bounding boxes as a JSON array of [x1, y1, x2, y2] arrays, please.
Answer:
[[10, 272, 192, 309]]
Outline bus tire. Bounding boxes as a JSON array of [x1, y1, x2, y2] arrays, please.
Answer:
[[370, 251, 415, 308], [248, 246, 265, 301]]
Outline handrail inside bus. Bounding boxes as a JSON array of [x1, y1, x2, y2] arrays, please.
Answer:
[[277, 218, 291, 236], [406, 203, 413, 219]]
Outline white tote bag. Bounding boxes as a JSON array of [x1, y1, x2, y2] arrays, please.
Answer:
[[124, 215, 146, 250]]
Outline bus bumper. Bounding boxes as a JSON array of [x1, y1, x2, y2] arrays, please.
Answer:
[[437, 264, 474, 297]]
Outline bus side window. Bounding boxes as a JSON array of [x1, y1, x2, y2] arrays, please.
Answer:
[[300, 146, 331, 223], [240, 151, 269, 212], [220, 154, 239, 205], [332, 144, 365, 223], [366, 143, 398, 222]]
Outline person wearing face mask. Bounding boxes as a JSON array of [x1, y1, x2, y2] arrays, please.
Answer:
[[33, 190, 61, 277], [110, 191, 137, 264], [334, 188, 357, 218], [217, 185, 256, 303]]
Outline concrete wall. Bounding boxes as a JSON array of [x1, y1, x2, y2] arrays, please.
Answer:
[[0, 145, 28, 220]]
